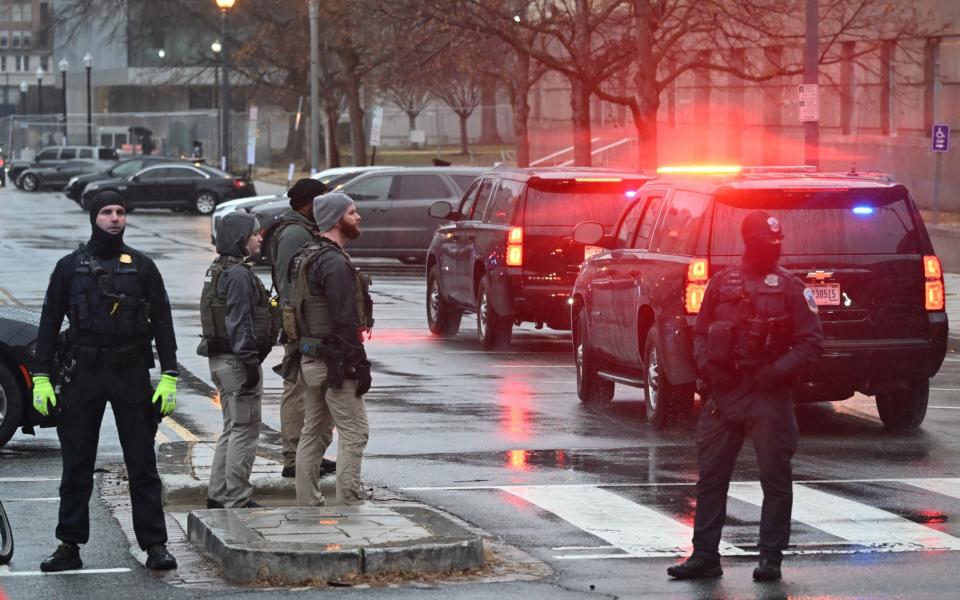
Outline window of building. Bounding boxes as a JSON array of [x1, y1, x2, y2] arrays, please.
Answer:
[[0, 5, 10, 21], [40, 56, 47, 70], [22, 31, 30, 48], [22, 3, 31, 21], [12, 32, 20, 48], [0, 33, 8, 49], [0, 56, 6, 72], [11, 5, 21, 22], [15, 55, 28, 71]]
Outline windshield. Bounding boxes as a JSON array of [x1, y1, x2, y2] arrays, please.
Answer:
[[711, 188, 921, 255], [524, 180, 646, 228]]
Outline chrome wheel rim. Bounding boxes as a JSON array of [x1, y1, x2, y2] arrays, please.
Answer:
[[428, 278, 440, 323], [0, 386, 7, 422], [647, 346, 660, 412], [477, 292, 489, 337], [196, 194, 216, 214], [22, 176, 36, 191], [575, 340, 585, 393]]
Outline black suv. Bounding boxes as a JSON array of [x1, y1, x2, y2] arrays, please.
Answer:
[[8, 145, 119, 189], [570, 166, 947, 431], [426, 167, 650, 349]]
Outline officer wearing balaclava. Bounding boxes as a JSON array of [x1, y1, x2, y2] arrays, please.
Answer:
[[668, 210, 823, 582], [33, 191, 179, 573]]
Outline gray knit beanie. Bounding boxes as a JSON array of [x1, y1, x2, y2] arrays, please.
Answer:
[[313, 192, 354, 233]]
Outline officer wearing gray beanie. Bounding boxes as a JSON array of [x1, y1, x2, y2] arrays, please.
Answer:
[[312, 192, 355, 233]]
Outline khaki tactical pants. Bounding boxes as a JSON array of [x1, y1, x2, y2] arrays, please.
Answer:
[[208, 354, 262, 508], [280, 342, 306, 469], [295, 355, 368, 506]]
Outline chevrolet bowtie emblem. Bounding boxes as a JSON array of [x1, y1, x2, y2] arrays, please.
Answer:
[[807, 271, 833, 282]]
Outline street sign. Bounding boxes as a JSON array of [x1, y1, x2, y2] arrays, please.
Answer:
[[369, 106, 384, 148], [932, 124, 950, 153], [797, 84, 819, 122], [246, 106, 259, 166]]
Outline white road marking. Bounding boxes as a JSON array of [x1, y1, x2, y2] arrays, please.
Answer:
[[0, 566, 131, 577], [1, 497, 59, 502], [728, 482, 960, 552], [0, 477, 59, 483], [929, 406, 960, 410], [501, 484, 747, 558], [901, 478, 960, 499], [405, 477, 960, 491]]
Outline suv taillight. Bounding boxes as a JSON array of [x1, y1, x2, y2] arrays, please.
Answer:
[[684, 258, 709, 314], [506, 227, 523, 267], [924, 255, 945, 311], [233, 178, 247, 189]]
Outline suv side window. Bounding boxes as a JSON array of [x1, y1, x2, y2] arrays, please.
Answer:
[[651, 191, 711, 254], [59, 148, 77, 159], [470, 177, 497, 221], [345, 175, 392, 202], [36, 148, 59, 161], [484, 179, 522, 224], [616, 198, 646, 248], [78, 148, 93, 158], [633, 195, 664, 250], [394, 174, 450, 200], [458, 181, 481, 217]]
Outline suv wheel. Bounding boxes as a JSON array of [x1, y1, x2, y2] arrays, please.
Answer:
[[193, 191, 219, 215], [574, 316, 614, 403], [876, 378, 928, 432], [476, 276, 512, 349], [642, 328, 694, 429], [20, 173, 38, 192], [0, 364, 24, 448], [427, 266, 461, 336]]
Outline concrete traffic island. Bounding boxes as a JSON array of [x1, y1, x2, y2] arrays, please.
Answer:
[[187, 503, 484, 584]]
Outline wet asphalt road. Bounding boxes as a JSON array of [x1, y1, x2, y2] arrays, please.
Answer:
[[1, 187, 960, 598]]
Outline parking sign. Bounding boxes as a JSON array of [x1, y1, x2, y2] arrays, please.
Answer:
[[931, 124, 950, 153]]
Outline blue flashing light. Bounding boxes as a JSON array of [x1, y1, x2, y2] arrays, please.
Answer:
[[625, 190, 638, 198], [852, 206, 874, 215]]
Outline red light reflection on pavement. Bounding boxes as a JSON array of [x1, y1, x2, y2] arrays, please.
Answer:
[[507, 449, 530, 472], [498, 378, 534, 440], [363, 328, 431, 346]]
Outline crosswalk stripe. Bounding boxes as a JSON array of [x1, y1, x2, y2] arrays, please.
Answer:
[[501, 485, 747, 558], [901, 478, 960, 499], [728, 482, 960, 552]]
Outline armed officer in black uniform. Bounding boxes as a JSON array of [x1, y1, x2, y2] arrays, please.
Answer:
[[668, 210, 823, 582], [32, 191, 179, 572]]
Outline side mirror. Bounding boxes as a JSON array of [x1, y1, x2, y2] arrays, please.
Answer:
[[130, 175, 140, 182], [572, 221, 604, 246], [428, 200, 454, 220]]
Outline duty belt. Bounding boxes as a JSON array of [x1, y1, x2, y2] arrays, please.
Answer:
[[71, 341, 150, 367]]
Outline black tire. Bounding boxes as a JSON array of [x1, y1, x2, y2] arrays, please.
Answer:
[[642, 328, 694, 429], [427, 266, 461, 336], [0, 500, 12, 565], [876, 379, 928, 432], [193, 191, 219, 215], [0, 363, 24, 448], [20, 173, 38, 192], [476, 276, 512, 350], [574, 315, 614, 403]]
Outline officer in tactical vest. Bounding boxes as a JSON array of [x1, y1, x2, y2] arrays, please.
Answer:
[[289, 192, 373, 506], [198, 211, 280, 509], [32, 191, 179, 572], [269, 178, 335, 479], [668, 211, 823, 582]]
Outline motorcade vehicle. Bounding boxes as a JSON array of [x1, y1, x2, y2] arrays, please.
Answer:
[[425, 167, 650, 349], [569, 165, 948, 431], [8, 145, 120, 188], [65, 156, 202, 202], [249, 166, 484, 264], [18, 159, 114, 192], [80, 163, 257, 215], [0, 307, 52, 449]]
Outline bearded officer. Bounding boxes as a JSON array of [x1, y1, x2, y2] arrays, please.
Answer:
[[668, 210, 823, 582], [32, 191, 178, 572]]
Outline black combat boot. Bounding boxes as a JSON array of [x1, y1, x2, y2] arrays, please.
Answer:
[[752, 557, 782, 581], [667, 555, 723, 580], [145, 543, 177, 570], [206, 498, 224, 509], [281, 465, 296, 478], [40, 542, 83, 572], [321, 458, 336, 475]]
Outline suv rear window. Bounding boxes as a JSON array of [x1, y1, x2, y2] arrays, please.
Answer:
[[98, 148, 119, 160], [524, 179, 646, 228], [711, 188, 921, 255]]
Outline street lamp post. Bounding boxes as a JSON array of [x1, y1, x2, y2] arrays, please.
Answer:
[[84, 53, 92, 145], [212, 41, 221, 159], [35, 66, 44, 114], [59, 58, 69, 144], [19, 81, 28, 115], [215, 0, 236, 172]]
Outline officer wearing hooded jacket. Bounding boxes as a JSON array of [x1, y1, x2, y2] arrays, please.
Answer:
[[270, 178, 335, 479], [289, 192, 373, 506], [32, 191, 179, 572], [198, 211, 278, 509], [668, 211, 823, 582]]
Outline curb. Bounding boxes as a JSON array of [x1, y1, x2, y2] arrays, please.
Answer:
[[187, 504, 485, 584]]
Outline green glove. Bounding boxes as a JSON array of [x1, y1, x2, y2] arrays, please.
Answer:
[[32, 375, 57, 417], [152, 373, 177, 417]]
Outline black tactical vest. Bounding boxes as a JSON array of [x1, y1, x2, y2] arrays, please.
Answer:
[[289, 241, 374, 339], [711, 266, 792, 363], [67, 246, 151, 350], [197, 255, 281, 356]]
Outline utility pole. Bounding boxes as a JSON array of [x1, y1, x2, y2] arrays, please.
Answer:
[[803, 0, 819, 168], [309, 0, 320, 175]]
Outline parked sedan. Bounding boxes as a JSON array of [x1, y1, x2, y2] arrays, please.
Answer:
[[18, 160, 114, 192], [80, 164, 257, 214], [65, 156, 201, 202], [0, 307, 55, 449]]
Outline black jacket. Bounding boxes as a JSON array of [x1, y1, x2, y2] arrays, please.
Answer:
[[214, 212, 264, 365], [306, 237, 367, 366]]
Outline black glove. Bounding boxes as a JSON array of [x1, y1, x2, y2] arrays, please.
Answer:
[[703, 362, 736, 391], [324, 353, 346, 389], [354, 362, 371, 396], [241, 361, 260, 391], [754, 363, 780, 392]]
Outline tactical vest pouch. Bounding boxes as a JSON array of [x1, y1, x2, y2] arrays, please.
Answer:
[[707, 321, 735, 367], [282, 304, 299, 340]]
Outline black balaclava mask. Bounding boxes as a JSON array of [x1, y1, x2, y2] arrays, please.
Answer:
[[86, 191, 127, 258], [740, 210, 784, 275]]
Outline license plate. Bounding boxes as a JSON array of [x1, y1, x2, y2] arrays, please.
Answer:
[[584, 246, 604, 260], [806, 283, 841, 306]]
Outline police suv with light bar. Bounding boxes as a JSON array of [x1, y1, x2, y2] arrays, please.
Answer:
[[570, 165, 947, 430]]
